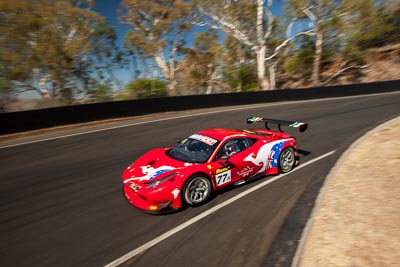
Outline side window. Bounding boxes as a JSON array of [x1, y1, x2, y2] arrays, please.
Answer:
[[215, 138, 255, 159]]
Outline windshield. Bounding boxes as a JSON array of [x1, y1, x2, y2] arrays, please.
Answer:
[[167, 134, 220, 163]]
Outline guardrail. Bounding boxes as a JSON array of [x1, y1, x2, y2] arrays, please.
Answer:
[[1, 80, 399, 135]]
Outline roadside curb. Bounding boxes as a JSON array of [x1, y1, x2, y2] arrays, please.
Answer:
[[291, 114, 400, 267]]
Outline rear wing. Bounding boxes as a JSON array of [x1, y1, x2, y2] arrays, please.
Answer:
[[246, 117, 308, 132]]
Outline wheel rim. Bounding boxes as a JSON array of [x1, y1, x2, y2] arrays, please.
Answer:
[[185, 177, 210, 204], [280, 148, 294, 172]]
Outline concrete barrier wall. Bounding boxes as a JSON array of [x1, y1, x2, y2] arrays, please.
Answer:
[[1, 80, 399, 135]]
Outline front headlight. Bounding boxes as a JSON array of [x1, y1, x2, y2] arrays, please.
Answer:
[[146, 172, 177, 189]]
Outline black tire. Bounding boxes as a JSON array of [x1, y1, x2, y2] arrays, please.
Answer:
[[182, 175, 212, 206], [279, 147, 295, 173]]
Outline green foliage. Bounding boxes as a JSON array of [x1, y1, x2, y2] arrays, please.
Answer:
[[1, 0, 399, 111], [125, 79, 167, 99], [120, 0, 193, 92], [222, 64, 258, 92], [221, 35, 257, 92], [0, 78, 13, 95], [0, 0, 104, 99], [223, 35, 254, 66], [178, 29, 222, 94], [90, 80, 114, 102], [194, 0, 257, 37], [341, 0, 400, 61], [284, 33, 335, 75], [91, 20, 126, 91]]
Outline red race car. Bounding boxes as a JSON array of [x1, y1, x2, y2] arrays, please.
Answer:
[[122, 117, 308, 213]]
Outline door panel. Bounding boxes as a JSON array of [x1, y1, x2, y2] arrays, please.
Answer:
[[211, 138, 260, 187]]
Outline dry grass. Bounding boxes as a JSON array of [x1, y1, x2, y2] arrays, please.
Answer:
[[298, 117, 400, 267]]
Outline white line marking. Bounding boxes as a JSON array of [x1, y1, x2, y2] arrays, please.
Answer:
[[1, 91, 398, 149], [0, 103, 271, 149], [104, 150, 336, 267]]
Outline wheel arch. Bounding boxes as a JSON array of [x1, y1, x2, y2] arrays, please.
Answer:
[[184, 171, 214, 189], [181, 172, 213, 206], [278, 145, 296, 173]]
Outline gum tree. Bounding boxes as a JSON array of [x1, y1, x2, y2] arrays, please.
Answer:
[[194, 0, 315, 90], [119, 0, 192, 95], [285, 0, 340, 86], [0, 0, 103, 99]]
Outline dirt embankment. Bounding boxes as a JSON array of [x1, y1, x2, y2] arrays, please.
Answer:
[[295, 116, 400, 266], [282, 43, 400, 89]]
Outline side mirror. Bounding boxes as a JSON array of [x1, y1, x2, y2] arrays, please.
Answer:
[[220, 154, 231, 162]]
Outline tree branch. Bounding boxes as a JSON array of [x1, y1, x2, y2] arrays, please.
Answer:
[[13, 83, 44, 97], [154, 52, 170, 80], [265, 29, 315, 61], [196, 6, 255, 47], [263, 6, 274, 40], [324, 64, 370, 85]]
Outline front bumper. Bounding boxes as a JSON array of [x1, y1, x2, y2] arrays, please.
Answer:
[[123, 183, 182, 213]]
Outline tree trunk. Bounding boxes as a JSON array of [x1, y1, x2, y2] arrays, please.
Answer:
[[269, 63, 276, 90], [167, 81, 175, 96], [256, 46, 270, 90], [33, 68, 50, 98], [169, 57, 176, 96], [237, 80, 242, 92], [256, 0, 270, 91], [38, 77, 51, 99], [206, 62, 213, 94], [312, 30, 323, 87], [155, 53, 175, 95]]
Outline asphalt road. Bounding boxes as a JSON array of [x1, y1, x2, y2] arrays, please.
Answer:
[[1, 92, 399, 267]]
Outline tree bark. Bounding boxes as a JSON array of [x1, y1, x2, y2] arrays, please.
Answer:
[[206, 62, 213, 94], [155, 53, 175, 94], [33, 68, 51, 98], [312, 30, 323, 87], [256, 45, 270, 90], [256, 0, 270, 90], [269, 63, 276, 90]]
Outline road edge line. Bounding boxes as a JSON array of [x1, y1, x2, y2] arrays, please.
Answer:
[[104, 150, 336, 267], [2, 91, 399, 149]]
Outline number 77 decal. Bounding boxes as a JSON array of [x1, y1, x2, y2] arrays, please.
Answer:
[[215, 167, 231, 186]]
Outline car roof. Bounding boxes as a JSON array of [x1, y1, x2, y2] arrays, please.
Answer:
[[196, 128, 247, 141]]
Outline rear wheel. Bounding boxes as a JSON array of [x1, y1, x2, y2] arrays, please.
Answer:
[[279, 147, 295, 173], [182, 175, 212, 206]]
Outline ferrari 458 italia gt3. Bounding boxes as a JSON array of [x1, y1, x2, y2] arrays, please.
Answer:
[[122, 117, 307, 213]]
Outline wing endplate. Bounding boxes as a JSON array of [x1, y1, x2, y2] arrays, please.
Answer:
[[246, 117, 308, 132]]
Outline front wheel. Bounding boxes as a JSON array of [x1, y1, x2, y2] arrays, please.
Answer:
[[279, 147, 295, 173], [182, 175, 212, 206]]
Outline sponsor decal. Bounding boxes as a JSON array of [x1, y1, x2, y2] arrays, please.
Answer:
[[189, 134, 218, 146], [148, 169, 169, 180], [237, 166, 255, 177], [244, 139, 291, 174], [215, 166, 231, 186], [123, 165, 175, 183], [216, 166, 230, 174], [126, 166, 135, 173], [248, 117, 264, 123], [171, 188, 180, 199], [289, 122, 306, 128], [128, 182, 141, 192], [267, 150, 276, 169], [207, 165, 212, 170]]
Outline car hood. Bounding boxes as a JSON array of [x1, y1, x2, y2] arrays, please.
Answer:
[[122, 148, 191, 184]]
